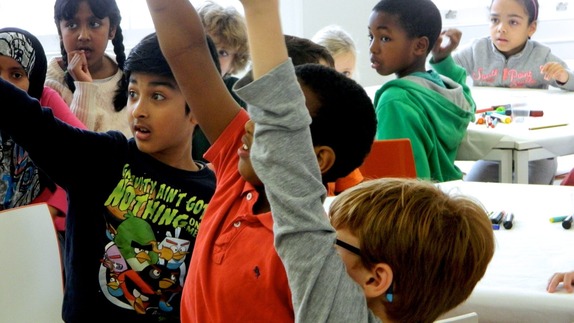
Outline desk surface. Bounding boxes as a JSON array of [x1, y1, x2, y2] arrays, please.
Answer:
[[436, 181, 574, 323], [458, 86, 574, 160], [457, 87, 574, 183]]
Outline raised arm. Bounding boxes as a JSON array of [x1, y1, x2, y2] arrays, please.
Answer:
[[240, 0, 288, 79], [145, 0, 240, 143]]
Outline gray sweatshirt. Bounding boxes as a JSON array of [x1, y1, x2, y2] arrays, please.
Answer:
[[439, 37, 574, 91], [235, 60, 381, 322]]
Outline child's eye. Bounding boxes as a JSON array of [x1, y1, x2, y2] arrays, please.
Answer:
[[128, 90, 137, 99], [65, 22, 78, 29], [152, 93, 166, 101], [218, 49, 229, 58], [380, 36, 390, 42], [11, 72, 25, 80], [367, 34, 374, 42], [490, 17, 499, 24], [89, 21, 102, 28]]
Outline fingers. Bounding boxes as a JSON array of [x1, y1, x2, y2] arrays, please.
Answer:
[[67, 51, 92, 82], [547, 273, 563, 292], [540, 62, 568, 83], [547, 271, 574, 293]]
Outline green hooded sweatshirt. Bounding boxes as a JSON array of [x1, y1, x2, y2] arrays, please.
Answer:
[[373, 61, 475, 182]]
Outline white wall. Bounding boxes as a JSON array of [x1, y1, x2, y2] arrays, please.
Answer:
[[283, 0, 574, 87], [280, 0, 387, 87], [2, 0, 573, 88]]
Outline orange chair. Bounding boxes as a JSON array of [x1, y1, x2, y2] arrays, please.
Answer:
[[359, 138, 417, 179]]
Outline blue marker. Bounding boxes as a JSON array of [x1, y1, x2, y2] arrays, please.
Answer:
[[492, 224, 500, 230]]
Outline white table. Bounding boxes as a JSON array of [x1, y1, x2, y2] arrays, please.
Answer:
[[457, 86, 574, 183], [436, 181, 574, 323]]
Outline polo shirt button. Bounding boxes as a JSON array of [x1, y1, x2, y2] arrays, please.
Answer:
[[233, 221, 241, 228], [246, 193, 253, 200]]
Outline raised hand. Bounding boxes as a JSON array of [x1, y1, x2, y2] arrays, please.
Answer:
[[431, 28, 462, 63]]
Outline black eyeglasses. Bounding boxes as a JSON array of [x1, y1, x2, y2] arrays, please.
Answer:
[[335, 239, 361, 256]]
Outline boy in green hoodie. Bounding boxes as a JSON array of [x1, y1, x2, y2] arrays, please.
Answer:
[[369, 0, 475, 182]]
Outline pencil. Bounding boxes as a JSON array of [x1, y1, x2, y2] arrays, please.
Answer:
[[528, 123, 568, 130]]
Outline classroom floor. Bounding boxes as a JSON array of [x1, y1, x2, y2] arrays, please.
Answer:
[[455, 154, 574, 185]]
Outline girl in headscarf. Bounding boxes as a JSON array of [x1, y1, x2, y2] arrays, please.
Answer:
[[0, 27, 86, 235]]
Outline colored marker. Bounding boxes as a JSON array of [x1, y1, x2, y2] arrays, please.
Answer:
[[492, 224, 500, 230], [504, 109, 544, 117], [490, 211, 505, 224], [562, 215, 573, 229], [502, 212, 514, 229], [550, 215, 568, 223], [490, 113, 512, 124]]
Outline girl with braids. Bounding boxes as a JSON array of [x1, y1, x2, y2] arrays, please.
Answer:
[[46, 0, 131, 136]]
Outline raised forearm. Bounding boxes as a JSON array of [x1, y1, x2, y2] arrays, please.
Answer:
[[241, 0, 289, 79]]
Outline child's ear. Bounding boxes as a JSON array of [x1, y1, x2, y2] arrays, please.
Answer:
[[363, 263, 393, 299], [528, 21, 537, 38], [314, 146, 335, 175], [413, 36, 429, 56], [108, 26, 117, 40]]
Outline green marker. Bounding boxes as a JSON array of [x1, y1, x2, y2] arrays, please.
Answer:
[[550, 216, 568, 223]]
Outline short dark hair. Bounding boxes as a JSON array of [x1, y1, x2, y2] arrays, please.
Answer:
[[372, 0, 442, 54], [285, 35, 335, 68], [296, 64, 377, 183], [113, 33, 220, 113]]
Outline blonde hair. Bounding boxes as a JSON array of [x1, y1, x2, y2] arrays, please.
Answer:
[[330, 178, 494, 323], [198, 0, 250, 76], [312, 25, 357, 60]]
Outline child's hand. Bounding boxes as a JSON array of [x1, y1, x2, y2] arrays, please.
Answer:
[[540, 62, 569, 84], [431, 28, 462, 63], [547, 271, 574, 293], [67, 50, 92, 83]]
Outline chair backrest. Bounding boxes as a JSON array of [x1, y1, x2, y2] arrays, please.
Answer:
[[435, 312, 479, 323], [0, 203, 64, 322], [359, 138, 417, 179]]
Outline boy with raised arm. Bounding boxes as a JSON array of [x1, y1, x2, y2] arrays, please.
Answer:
[[245, 0, 495, 322], [0, 32, 216, 322], [145, 0, 376, 321]]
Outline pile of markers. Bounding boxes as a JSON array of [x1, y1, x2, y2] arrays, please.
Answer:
[[489, 211, 514, 230], [475, 104, 544, 128], [549, 215, 574, 229], [476, 106, 512, 128]]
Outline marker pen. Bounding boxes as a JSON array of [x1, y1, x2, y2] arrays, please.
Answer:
[[502, 212, 514, 229], [504, 109, 544, 117], [562, 215, 573, 229], [490, 211, 505, 224], [550, 215, 568, 223], [490, 113, 512, 124], [492, 224, 500, 230]]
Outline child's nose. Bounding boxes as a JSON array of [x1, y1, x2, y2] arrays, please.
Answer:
[[78, 26, 91, 40]]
